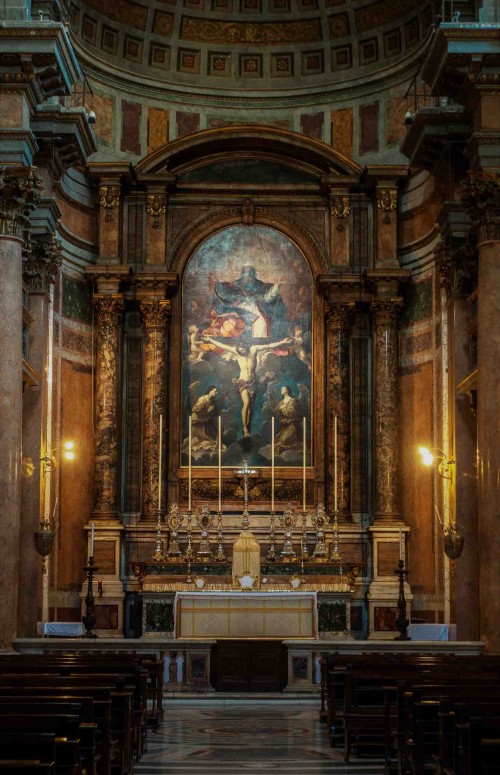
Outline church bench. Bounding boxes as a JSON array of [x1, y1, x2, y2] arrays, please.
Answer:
[[0, 715, 81, 775], [0, 685, 118, 775], [435, 700, 500, 775], [0, 732, 56, 774]]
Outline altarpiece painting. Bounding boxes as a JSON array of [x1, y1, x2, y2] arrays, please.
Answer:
[[181, 224, 312, 468]]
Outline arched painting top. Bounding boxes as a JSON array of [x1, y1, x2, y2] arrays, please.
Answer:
[[135, 126, 362, 179]]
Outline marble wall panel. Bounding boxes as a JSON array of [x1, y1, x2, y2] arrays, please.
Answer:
[[62, 277, 93, 325], [359, 101, 379, 155], [399, 360, 435, 594], [176, 111, 201, 137], [57, 357, 94, 592], [331, 108, 353, 158], [121, 100, 142, 155], [90, 93, 114, 146], [386, 94, 406, 145], [0, 93, 25, 127], [148, 107, 170, 153], [300, 112, 324, 140], [400, 278, 432, 326]]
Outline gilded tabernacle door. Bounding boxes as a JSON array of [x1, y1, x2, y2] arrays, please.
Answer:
[[181, 224, 312, 470]]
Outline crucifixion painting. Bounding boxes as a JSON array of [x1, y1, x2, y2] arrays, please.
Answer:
[[181, 224, 312, 468]]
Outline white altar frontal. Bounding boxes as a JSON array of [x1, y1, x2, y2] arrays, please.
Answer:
[[174, 591, 318, 640]]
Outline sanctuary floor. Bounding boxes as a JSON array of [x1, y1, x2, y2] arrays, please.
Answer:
[[134, 699, 384, 774]]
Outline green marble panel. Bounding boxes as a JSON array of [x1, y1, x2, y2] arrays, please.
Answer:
[[401, 278, 432, 326], [144, 600, 174, 633], [318, 600, 347, 633], [179, 159, 316, 184], [62, 277, 93, 325]]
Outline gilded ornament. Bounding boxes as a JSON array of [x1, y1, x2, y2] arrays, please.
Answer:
[[377, 188, 397, 224], [325, 301, 355, 330], [0, 166, 42, 238], [330, 194, 350, 231], [242, 198, 255, 226], [23, 236, 63, 293], [371, 297, 403, 327], [94, 295, 124, 337], [140, 299, 171, 329], [180, 17, 321, 45], [99, 185, 120, 222], [146, 193, 167, 228]]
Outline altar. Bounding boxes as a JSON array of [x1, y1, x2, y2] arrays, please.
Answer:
[[174, 591, 318, 640]]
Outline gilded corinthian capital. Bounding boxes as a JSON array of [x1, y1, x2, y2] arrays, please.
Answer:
[[461, 173, 500, 243], [140, 299, 171, 329], [325, 301, 355, 330], [94, 295, 124, 337], [0, 166, 42, 239], [371, 297, 403, 327]]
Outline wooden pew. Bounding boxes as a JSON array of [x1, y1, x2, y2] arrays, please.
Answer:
[[0, 732, 56, 774]]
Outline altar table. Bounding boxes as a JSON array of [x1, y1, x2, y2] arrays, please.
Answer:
[[174, 591, 318, 639]]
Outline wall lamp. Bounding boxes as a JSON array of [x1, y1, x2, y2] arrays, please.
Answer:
[[41, 441, 76, 471], [418, 446, 456, 480]]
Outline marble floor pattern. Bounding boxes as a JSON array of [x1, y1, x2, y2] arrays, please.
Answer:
[[134, 701, 385, 774]]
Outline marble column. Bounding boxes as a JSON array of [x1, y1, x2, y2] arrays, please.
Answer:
[[140, 299, 170, 521], [325, 301, 355, 520], [371, 298, 403, 522], [93, 294, 124, 520], [0, 166, 40, 647], [462, 174, 500, 651]]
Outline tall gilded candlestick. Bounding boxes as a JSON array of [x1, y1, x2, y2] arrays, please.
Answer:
[[158, 414, 163, 511], [188, 415, 192, 512], [303, 417, 306, 512], [271, 417, 275, 513], [218, 416, 222, 513], [334, 415, 338, 515]]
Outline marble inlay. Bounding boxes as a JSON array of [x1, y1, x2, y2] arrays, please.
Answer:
[[134, 702, 384, 773]]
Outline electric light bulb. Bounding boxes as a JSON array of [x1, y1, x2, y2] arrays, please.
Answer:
[[418, 447, 434, 466]]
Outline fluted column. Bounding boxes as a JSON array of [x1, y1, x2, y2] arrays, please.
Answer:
[[93, 294, 124, 520], [371, 298, 403, 522], [462, 172, 500, 652], [140, 299, 170, 520], [0, 166, 41, 647], [325, 301, 355, 520]]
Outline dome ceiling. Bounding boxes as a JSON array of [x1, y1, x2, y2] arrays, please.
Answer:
[[70, 0, 434, 93]]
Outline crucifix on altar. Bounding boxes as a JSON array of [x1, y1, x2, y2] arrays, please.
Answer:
[[234, 459, 258, 530]]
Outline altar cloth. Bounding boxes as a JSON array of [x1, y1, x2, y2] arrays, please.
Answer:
[[174, 591, 318, 639]]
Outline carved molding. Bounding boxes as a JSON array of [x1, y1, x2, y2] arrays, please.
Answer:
[[23, 235, 63, 293], [377, 188, 397, 224], [99, 185, 120, 222], [179, 477, 314, 504], [330, 194, 350, 231], [146, 193, 167, 228], [0, 166, 42, 239], [461, 173, 500, 243], [371, 297, 403, 327], [140, 299, 171, 330]]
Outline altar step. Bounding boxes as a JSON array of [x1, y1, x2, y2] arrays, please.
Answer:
[[164, 690, 320, 702]]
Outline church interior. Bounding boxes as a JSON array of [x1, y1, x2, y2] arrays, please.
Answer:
[[0, 0, 499, 772]]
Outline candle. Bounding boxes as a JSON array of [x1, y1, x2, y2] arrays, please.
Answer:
[[334, 416, 338, 514], [271, 417, 275, 513], [303, 417, 306, 512], [90, 522, 94, 557], [218, 416, 222, 513], [399, 528, 403, 561], [158, 414, 163, 511], [188, 415, 192, 512]]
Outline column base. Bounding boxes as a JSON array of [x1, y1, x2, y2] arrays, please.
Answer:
[[367, 581, 412, 639]]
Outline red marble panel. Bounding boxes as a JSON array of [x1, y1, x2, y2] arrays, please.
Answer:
[[300, 112, 324, 140], [176, 111, 200, 137], [359, 101, 379, 155], [121, 100, 142, 155]]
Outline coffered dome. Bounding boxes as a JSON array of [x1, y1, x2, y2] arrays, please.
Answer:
[[71, 0, 435, 96]]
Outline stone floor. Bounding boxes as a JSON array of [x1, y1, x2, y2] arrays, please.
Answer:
[[134, 699, 385, 774]]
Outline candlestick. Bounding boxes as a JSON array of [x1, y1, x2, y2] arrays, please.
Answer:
[[271, 417, 275, 512], [303, 417, 306, 512], [158, 414, 163, 511], [399, 528, 403, 561], [334, 416, 338, 515], [218, 416, 222, 513], [90, 522, 94, 556], [188, 415, 192, 512]]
